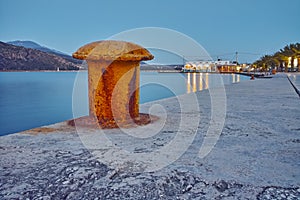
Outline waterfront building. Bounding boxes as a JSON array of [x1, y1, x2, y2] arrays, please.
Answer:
[[183, 61, 216, 72], [182, 60, 240, 73], [215, 60, 240, 72]]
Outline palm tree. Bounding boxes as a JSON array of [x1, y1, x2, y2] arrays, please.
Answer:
[[291, 43, 300, 71], [273, 52, 288, 72], [280, 43, 300, 71], [280, 45, 294, 72], [253, 43, 300, 72]]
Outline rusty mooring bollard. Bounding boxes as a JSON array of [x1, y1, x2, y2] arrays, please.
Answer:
[[72, 40, 154, 128]]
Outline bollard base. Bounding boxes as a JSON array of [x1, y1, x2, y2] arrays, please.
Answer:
[[67, 113, 159, 129]]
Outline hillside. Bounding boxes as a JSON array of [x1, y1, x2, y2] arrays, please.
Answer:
[[0, 41, 180, 71], [7, 40, 82, 65], [0, 42, 81, 71], [7, 40, 63, 54]]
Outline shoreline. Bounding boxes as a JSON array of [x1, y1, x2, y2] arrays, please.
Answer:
[[0, 74, 299, 199], [0, 70, 85, 72], [0, 72, 250, 137], [1, 69, 300, 75]]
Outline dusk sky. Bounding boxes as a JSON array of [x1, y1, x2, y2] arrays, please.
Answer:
[[1, 0, 299, 63]]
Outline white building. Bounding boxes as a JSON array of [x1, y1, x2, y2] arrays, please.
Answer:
[[182, 60, 238, 73], [182, 61, 216, 72]]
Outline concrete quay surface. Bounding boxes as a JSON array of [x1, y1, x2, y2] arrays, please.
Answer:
[[0, 74, 299, 199]]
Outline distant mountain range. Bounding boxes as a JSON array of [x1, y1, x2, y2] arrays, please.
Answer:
[[7, 40, 66, 55], [0, 41, 83, 71], [0, 40, 182, 71], [7, 40, 83, 64]]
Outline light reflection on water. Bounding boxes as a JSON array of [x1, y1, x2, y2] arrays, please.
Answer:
[[185, 72, 242, 94], [0, 71, 248, 136]]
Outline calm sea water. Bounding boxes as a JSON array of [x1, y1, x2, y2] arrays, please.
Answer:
[[0, 71, 248, 136]]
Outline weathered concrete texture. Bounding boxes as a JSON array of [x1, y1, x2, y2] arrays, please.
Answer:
[[1, 74, 300, 199]]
